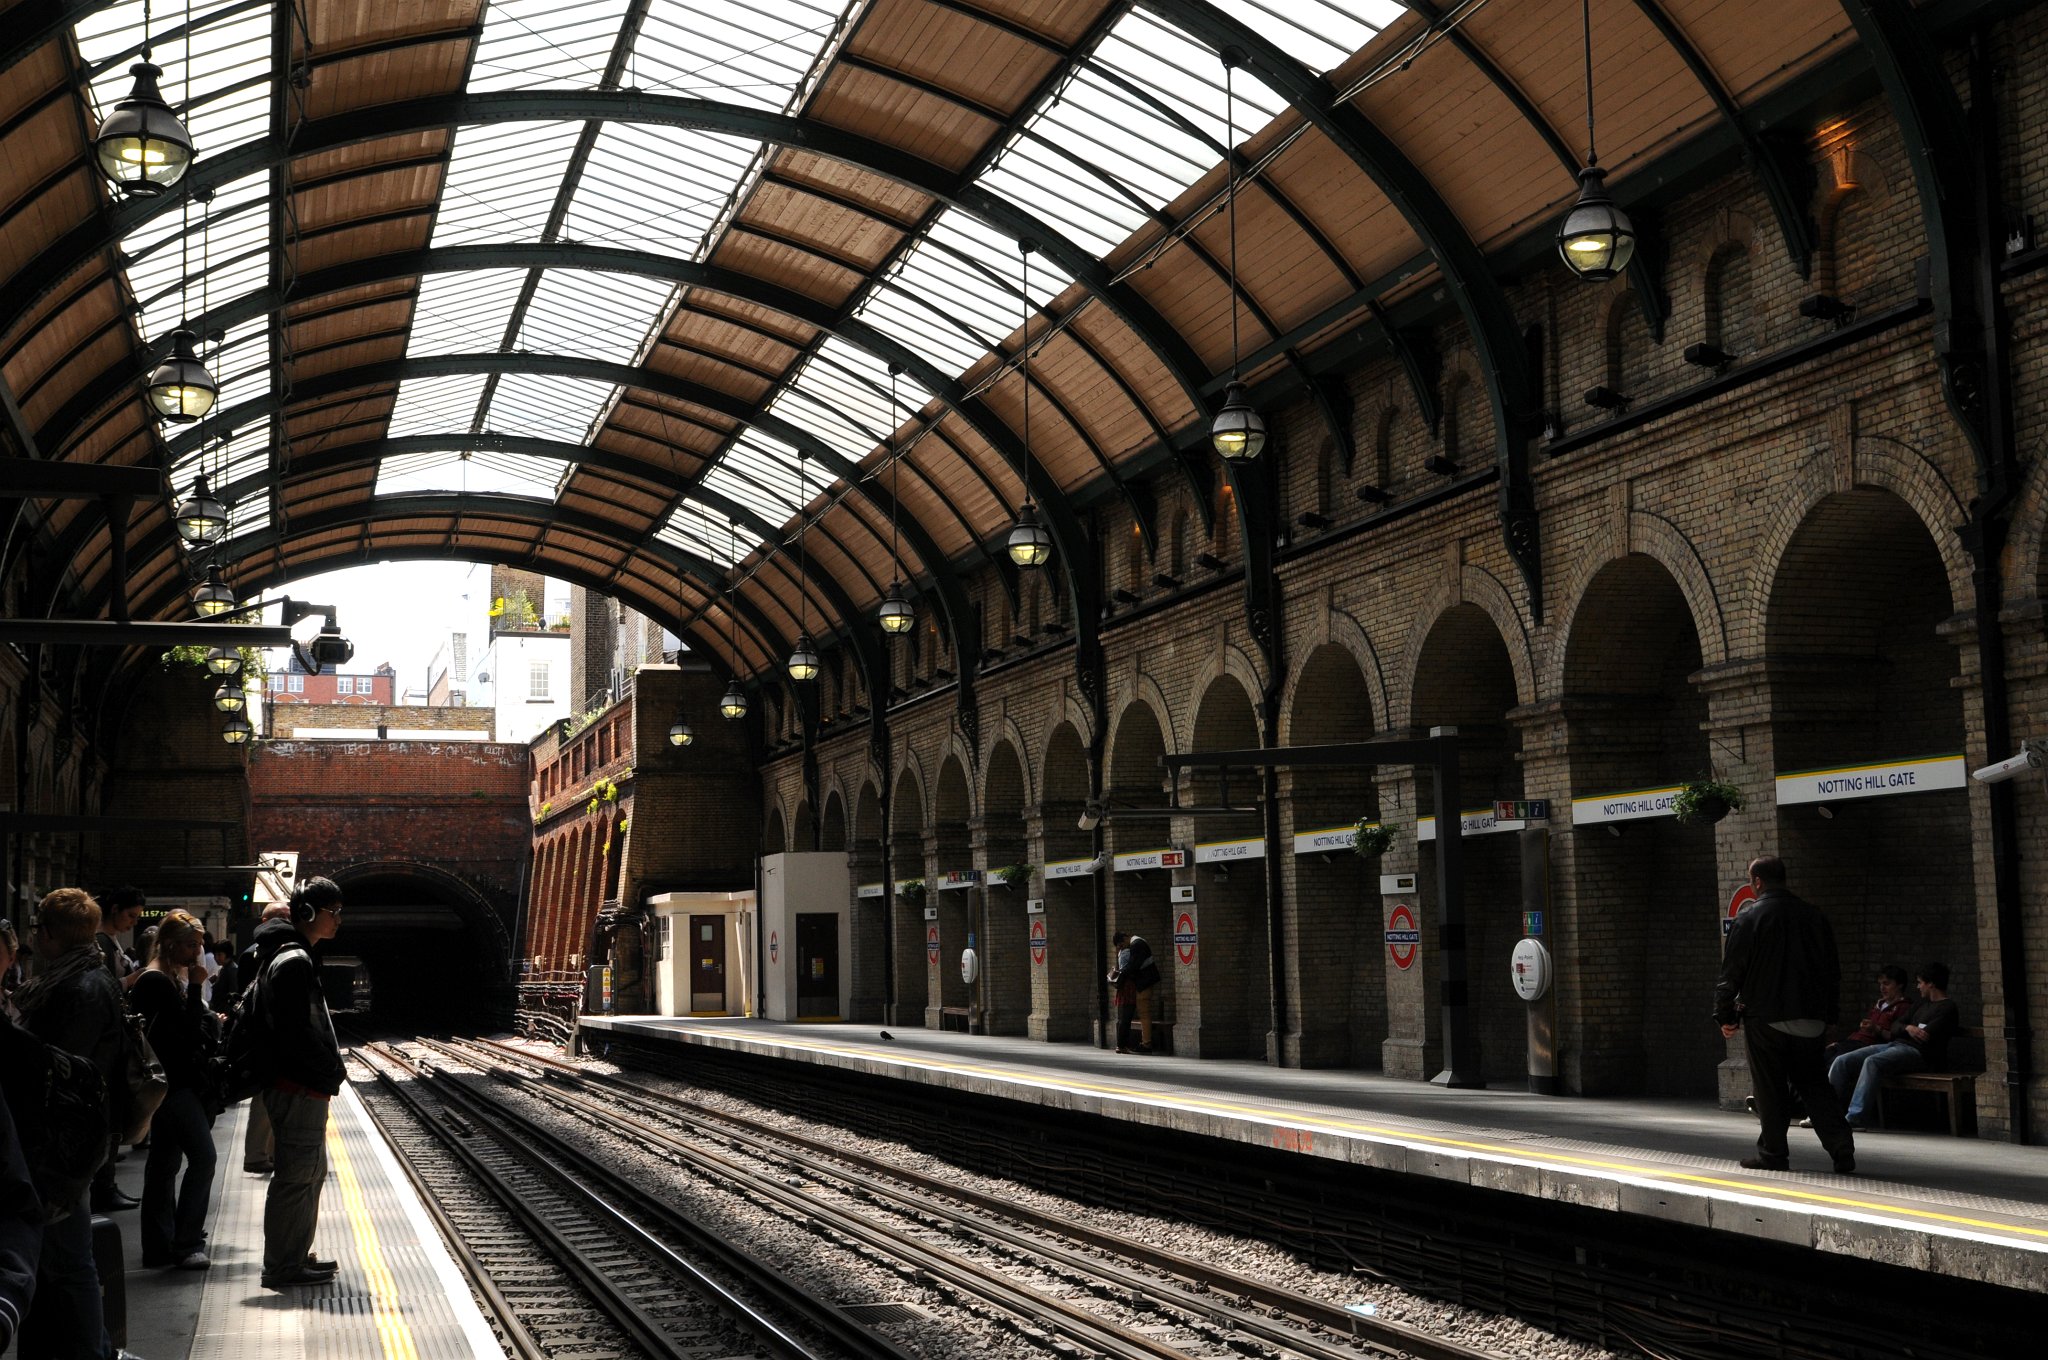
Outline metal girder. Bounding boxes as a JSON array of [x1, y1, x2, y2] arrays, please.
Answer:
[[0, 619, 293, 647], [118, 493, 799, 672], [1146, 0, 1544, 616], [1366, 298, 1442, 439], [0, 458, 158, 497]]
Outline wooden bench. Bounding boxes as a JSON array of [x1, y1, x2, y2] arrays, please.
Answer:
[[938, 1005, 972, 1033], [1877, 1026, 1982, 1136]]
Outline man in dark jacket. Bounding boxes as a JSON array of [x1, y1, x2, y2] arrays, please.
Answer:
[[236, 903, 295, 1174], [1714, 856, 1855, 1173], [15, 889, 133, 1360], [252, 878, 346, 1288], [88, 886, 145, 1213]]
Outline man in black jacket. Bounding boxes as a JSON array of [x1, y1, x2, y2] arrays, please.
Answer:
[[250, 878, 347, 1288], [236, 903, 294, 1174], [1714, 856, 1855, 1173]]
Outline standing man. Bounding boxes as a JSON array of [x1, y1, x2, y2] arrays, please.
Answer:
[[1713, 856, 1856, 1174], [89, 887, 146, 1212], [14, 889, 132, 1360], [250, 878, 346, 1288], [237, 903, 294, 1175], [1112, 931, 1161, 1054]]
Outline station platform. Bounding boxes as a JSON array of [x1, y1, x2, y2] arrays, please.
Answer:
[[581, 1015, 2048, 1296], [93, 1085, 499, 1360]]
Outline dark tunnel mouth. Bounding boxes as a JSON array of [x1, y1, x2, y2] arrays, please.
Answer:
[[322, 862, 517, 1030]]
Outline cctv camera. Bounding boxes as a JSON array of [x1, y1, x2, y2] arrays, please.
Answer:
[[1972, 742, 2044, 784], [309, 626, 354, 670], [1077, 803, 1102, 832]]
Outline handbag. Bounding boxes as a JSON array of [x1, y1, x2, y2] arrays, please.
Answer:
[[120, 1010, 169, 1143]]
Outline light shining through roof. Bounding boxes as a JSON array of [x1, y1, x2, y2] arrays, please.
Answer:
[[376, 448, 565, 500]]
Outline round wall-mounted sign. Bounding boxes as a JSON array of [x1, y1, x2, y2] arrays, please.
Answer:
[[1511, 937, 1551, 1002]]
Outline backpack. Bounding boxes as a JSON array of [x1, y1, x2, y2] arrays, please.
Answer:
[[0, 1018, 110, 1224], [219, 943, 297, 1104]]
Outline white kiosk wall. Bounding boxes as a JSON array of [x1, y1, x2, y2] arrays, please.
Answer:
[[759, 852, 852, 1021], [648, 889, 754, 1017]]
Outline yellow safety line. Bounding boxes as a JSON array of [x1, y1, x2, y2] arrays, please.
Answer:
[[329, 1113, 423, 1360], [687, 1026, 2048, 1245]]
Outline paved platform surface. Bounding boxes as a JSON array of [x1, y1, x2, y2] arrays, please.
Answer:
[[83, 1084, 501, 1360], [584, 1015, 2048, 1294]]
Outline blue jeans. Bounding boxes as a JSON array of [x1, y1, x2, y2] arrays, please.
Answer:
[[17, 1192, 110, 1360], [1830, 1041, 1927, 1121], [142, 1088, 216, 1262]]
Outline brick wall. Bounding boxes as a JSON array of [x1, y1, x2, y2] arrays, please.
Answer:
[[270, 704, 496, 737]]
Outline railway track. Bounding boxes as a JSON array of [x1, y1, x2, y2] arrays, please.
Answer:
[[352, 1042, 907, 1360], [413, 1034, 1513, 1360]]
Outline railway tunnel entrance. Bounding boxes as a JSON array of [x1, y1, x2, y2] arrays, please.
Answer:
[[327, 861, 518, 1030]]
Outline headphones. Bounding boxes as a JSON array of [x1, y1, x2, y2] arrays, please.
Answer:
[[289, 876, 342, 925], [289, 887, 316, 924]]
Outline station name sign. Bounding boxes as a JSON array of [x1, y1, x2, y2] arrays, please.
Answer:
[[856, 883, 885, 899], [1571, 786, 1680, 825], [1417, 808, 1524, 841], [1775, 754, 1966, 806], [1194, 836, 1263, 864], [1293, 825, 1359, 855], [1043, 856, 1097, 880], [1112, 848, 1186, 872]]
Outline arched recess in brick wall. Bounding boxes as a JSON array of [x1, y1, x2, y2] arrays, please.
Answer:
[[1764, 488, 1978, 1022], [330, 860, 517, 1028], [931, 756, 975, 1017], [819, 792, 847, 853], [1104, 700, 1171, 1039], [1283, 644, 1385, 1070], [1183, 674, 1270, 1061], [980, 739, 1029, 1037], [1397, 571, 1536, 721], [1410, 603, 1526, 1085], [792, 800, 816, 854], [888, 766, 925, 1025], [764, 805, 787, 858], [1183, 643, 1267, 753], [1036, 721, 1095, 1043], [1560, 555, 1720, 1098]]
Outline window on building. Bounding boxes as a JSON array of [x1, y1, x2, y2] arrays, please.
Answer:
[[529, 661, 550, 699], [336, 677, 354, 695], [287, 674, 304, 694], [270, 675, 284, 693]]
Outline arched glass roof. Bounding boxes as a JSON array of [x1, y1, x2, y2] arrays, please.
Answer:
[[1, 0, 1875, 685]]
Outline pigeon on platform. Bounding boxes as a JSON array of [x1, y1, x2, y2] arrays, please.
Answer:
[[879, 1030, 894, 1041]]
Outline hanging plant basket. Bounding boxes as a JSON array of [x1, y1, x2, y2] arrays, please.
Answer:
[[898, 878, 926, 905], [1673, 777, 1743, 825], [993, 864, 1029, 888], [1352, 819, 1396, 858]]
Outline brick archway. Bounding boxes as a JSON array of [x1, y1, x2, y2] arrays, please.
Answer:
[[1181, 673, 1269, 1061]]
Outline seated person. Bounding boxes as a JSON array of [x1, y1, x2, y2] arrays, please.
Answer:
[[1827, 964, 1912, 1061], [1827, 961, 1961, 1128]]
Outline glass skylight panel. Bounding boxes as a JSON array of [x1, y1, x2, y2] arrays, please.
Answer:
[[657, 501, 749, 566], [76, 2, 275, 167], [209, 315, 274, 414], [431, 122, 587, 247], [408, 270, 530, 356], [560, 125, 760, 258], [376, 448, 564, 500], [390, 374, 492, 439], [1204, 0, 1402, 74], [518, 270, 675, 364], [857, 210, 1072, 375], [703, 431, 806, 524], [464, 0, 634, 92], [979, 8, 1287, 257], [767, 340, 934, 465], [124, 172, 270, 325], [630, 0, 843, 110], [477, 373, 616, 445]]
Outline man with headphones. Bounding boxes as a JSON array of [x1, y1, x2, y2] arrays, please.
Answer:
[[247, 876, 347, 1288]]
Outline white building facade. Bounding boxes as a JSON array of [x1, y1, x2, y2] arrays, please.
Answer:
[[473, 629, 572, 745]]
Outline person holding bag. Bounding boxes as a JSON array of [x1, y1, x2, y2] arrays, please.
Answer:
[[129, 912, 218, 1270]]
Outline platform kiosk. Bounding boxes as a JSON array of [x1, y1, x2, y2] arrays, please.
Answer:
[[648, 888, 755, 1017], [759, 852, 851, 1021]]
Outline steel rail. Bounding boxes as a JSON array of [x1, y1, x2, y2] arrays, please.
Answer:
[[440, 1036, 1506, 1360], [357, 1043, 890, 1360]]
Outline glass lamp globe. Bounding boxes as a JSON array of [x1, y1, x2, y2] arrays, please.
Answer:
[[1556, 166, 1636, 282], [146, 330, 219, 423], [212, 681, 246, 714], [719, 683, 748, 720], [204, 646, 242, 678], [787, 634, 821, 683], [190, 568, 235, 617], [93, 62, 195, 197], [877, 581, 915, 635], [173, 475, 229, 546], [668, 718, 694, 747], [220, 712, 253, 745], [1211, 381, 1268, 461], [1006, 503, 1053, 569]]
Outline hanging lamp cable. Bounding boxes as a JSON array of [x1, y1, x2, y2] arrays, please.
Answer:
[[1019, 241, 1033, 511], [888, 363, 901, 577], [1226, 58, 1240, 382], [1582, 0, 1596, 168]]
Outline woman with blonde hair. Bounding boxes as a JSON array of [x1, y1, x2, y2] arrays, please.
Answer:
[[129, 910, 218, 1269]]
